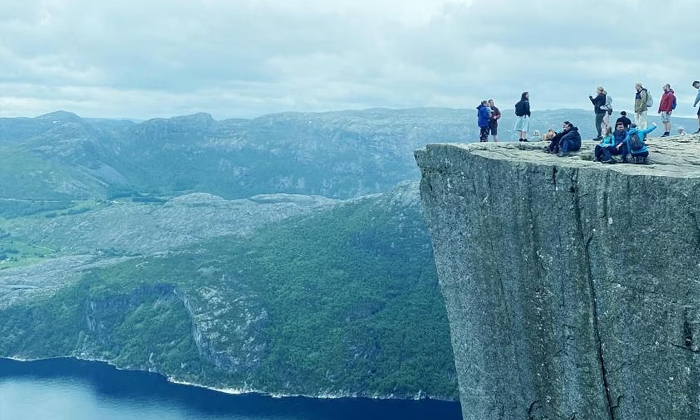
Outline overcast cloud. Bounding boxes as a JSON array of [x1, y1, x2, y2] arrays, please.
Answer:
[[0, 0, 697, 119]]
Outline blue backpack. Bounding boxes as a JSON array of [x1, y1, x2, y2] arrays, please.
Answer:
[[629, 131, 645, 152], [672, 96, 677, 110]]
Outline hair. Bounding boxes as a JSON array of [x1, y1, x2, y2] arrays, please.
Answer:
[[488, 98, 494, 103], [620, 111, 627, 116], [481, 100, 489, 105], [597, 86, 604, 92], [664, 83, 671, 89], [563, 121, 572, 129], [693, 80, 700, 86], [521, 92, 529, 101], [635, 83, 643, 88], [604, 126, 613, 136]]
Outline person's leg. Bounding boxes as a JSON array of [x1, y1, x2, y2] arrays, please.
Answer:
[[635, 112, 641, 127], [601, 147, 613, 162], [595, 113, 603, 139], [603, 113, 610, 134], [664, 113, 671, 134], [594, 145, 603, 160], [490, 122, 499, 142], [697, 109, 700, 133], [479, 126, 488, 142], [639, 111, 648, 130], [559, 139, 571, 156]]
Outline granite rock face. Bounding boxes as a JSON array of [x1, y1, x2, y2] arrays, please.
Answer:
[[415, 136, 700, 420]]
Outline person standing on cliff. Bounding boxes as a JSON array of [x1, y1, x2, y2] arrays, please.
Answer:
[[693, 80, 700, 134], [634, 83, 650, 130], [589, 87, 607, 140], [657, 84, 676, 137], [477, 100, 492, 142], [514, 92, 531, 142], [488, 99, 501, 142], [616, 111, 632, 129]]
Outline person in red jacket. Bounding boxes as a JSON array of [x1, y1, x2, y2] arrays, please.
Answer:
[[658, 84, 676, 137]]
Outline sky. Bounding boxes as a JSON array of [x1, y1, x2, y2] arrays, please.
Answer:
[[0, 0, 697, 120]]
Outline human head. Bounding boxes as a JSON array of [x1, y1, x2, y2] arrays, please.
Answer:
[[488, 99, 495, 106], [635, 83, 643, 92], [481, 100, 488, 106], [597, 86, 604, 94], [615, 122, 625, 131], [562, 121, 572, 131], [620, 111, 627, 116], [604, 126, 613, 136], [663, 84, 670, 91], [693, 81, 700, 89], [521, 92, 529, 101]]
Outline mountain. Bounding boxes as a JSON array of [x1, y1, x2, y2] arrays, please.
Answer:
[[0, 182, 457, 399]]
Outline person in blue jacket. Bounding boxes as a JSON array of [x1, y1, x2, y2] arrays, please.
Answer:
[[624, 123, 657, 164], [477, 100, 492, 142], [595, 125, 621, 163]]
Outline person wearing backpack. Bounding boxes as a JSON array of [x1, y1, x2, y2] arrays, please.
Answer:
[[634, 83, 651, 130], [657, 84, 676, 137], [624, 122, 657, 164], [514, 92, 531, 141], [589, 87, 607, 140]]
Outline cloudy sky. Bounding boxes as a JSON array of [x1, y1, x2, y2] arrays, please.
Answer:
[[1, 0, 697, 119]]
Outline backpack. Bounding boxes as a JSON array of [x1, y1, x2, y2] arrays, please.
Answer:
[[604, 95, 613, 115], [629, 131, 645, 152], [514, 101, 524, 116], [645, 90, 653, 108], [671, 96, 677, 110]]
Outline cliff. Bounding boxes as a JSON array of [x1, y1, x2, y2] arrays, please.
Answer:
[[415, 137, 700, 420]]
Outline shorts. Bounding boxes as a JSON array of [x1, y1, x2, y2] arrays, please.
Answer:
[[660, 111, 672, 123], [488, 121, 498, 135]]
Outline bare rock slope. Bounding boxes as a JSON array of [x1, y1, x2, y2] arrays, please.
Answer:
[[415, 135, 700, 420]]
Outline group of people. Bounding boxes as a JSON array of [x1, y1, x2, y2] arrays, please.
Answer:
[[476, 99, 502, 142], [476, 81, 700, 144], [474, 81, 700, 163], [588, 82, 700, 139]]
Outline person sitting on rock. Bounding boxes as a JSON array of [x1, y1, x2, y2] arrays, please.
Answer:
[[542, 129, 557, 142], [624, 122, 657, 164], [595, 123, 627, 163], [544, 122, 570, 153], [557, 122, 581, 157], [545, 121, 580, 156]]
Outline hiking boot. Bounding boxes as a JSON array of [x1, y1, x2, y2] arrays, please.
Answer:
[[557, 151, 569, 157], [695, 129, 700, 134], [660, 132, 670, 137], [602, 158, 615, 164], [593, 136, 602, 141]]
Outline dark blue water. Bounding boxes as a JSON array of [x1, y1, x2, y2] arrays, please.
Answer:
[[0, 358, 461, 420]]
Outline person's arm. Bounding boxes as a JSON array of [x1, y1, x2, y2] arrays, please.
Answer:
[[640, 124, 657, 136], [525, 102, 531, 117], [695, 90, 700, 107]]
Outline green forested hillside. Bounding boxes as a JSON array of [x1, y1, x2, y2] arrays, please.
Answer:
[[0, 184, 458, 399]]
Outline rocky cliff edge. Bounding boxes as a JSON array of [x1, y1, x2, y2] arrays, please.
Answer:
[[415, 136, 700, 420]]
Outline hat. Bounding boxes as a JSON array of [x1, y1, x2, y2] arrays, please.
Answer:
[[620, 111, 627, 116]]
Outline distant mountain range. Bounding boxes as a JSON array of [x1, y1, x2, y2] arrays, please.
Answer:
[[1, 107, 696, 400]]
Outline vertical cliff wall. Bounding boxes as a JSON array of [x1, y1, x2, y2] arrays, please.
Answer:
[[415, 140, 700, 420]]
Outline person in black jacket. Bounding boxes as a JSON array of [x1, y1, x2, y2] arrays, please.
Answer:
[[513, 92, 531, 141], [589, 87, 607, 140], [544, 121, 581, 156], [615, 111, 632, 129], [557, 121, 581, 157]]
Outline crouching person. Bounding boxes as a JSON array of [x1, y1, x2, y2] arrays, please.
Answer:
[[625, 122, 657, 164], [595, 122, 627, 163]]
